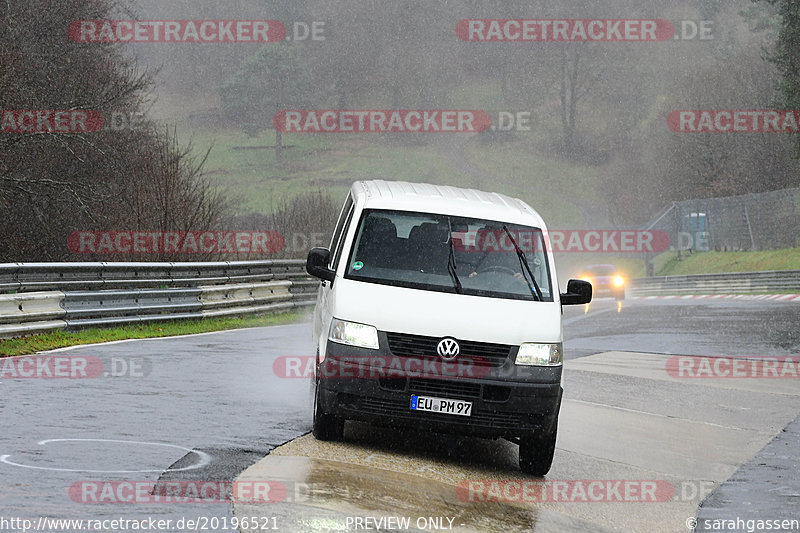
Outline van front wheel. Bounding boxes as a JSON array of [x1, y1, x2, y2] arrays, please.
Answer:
[[519, 425, 557, 476], [312, 379, 344, 441]]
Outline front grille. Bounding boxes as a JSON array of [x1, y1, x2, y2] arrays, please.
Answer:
[[385, 332, 511, 367], [408, 378, 481, 399], [358, 397, 522, 430]]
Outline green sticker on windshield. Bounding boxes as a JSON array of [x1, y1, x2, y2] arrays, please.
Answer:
[[352, 261, 364, 271]]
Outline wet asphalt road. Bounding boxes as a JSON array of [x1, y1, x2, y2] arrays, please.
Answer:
[[0, 298, 798, 531], [565, 297, 800, 360], [0, 323, 315, 530]]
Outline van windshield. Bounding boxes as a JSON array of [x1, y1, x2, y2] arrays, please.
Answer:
[[344, 209, 553, 302]]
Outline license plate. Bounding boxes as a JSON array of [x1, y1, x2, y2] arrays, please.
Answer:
[[410, 395, 472, 417]]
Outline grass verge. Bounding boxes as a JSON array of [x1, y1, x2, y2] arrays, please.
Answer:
[[0, 310, 309, 357], [654, 247, 800, 276]]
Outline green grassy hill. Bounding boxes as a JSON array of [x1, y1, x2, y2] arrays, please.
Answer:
[[185, 127, 604, 227]]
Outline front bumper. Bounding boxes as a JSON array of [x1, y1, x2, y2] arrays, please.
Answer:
[[317, 335, 563, 439]]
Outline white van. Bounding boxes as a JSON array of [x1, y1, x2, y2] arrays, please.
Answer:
[[306, 180, 591, 475]]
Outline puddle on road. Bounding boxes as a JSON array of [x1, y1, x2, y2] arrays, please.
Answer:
[[235, 455, 541, 533], [271, 422, 525, 485]]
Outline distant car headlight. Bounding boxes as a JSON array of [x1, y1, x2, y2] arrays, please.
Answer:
[[329, 319, 379, 349], [612, 275, 625, 287], [515, 343, 563, 366]]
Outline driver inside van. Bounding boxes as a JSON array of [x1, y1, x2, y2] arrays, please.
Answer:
[[465, 227, 528, 280]]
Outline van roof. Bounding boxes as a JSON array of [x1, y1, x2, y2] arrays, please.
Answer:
[[351, 180, 546, 228]]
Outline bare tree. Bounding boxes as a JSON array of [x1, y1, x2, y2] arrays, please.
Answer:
[[0, 0, 229, 261]]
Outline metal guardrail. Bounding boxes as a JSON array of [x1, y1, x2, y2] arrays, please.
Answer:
[[0, 261, 318, 338], [630, 270, 800, 296], [0, 260, 310, 292]]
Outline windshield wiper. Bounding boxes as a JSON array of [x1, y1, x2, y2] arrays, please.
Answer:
[[446, 218, 463, 294], [502, 224, 543, 301]]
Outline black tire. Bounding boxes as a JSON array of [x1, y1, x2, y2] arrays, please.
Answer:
[[615, 289, 626, 300], [519, 424, 558, 476], [312, 374, 344, 441]]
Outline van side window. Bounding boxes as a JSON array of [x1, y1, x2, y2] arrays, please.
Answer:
[[331, 205, 355, 271], [328, 193, 354, 260]]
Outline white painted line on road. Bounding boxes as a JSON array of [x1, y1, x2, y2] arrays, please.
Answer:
[[566, 399, 745, 431], [0, 438, 210, 473], [630, 294, 800, 302]]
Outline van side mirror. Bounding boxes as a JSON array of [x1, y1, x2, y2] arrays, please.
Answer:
[[306, 247, 335, 282], [560, 279, 592, 305]]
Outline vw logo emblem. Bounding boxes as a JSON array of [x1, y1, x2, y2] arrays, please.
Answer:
[[436, 338, 460, 360]]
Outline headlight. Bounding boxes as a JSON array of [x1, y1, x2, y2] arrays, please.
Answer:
[[515, 343, 562, 366], [612, 275, 625, 287], [328, 319, 379, 349]]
